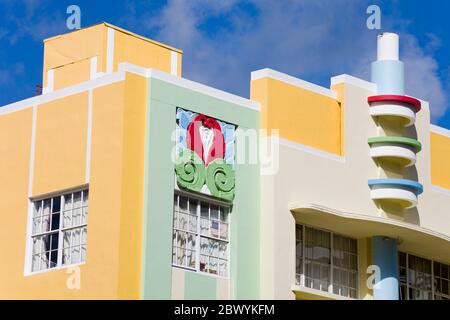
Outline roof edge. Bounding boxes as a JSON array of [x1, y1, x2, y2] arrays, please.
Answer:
[[44, 22, 183, 54]]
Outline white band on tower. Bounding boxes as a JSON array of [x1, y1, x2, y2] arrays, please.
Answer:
[[377, 33, 399, 61]]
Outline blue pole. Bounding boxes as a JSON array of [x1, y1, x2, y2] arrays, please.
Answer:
[[372, 236, 399, 300]]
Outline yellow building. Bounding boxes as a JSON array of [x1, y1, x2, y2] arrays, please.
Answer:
[[0, 25, 449, 300]]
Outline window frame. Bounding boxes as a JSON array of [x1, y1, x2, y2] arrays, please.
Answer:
[[172, 190, 231, 279], [25, 186, 89, 275], [399, 251, 450, 300], [295, 224, 359, 299]]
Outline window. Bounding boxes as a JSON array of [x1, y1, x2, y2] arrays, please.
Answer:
[[30, 189, 88, 272], [434, 262, 450, 300], [295, 225, 358, 299], [399, 252, 450, 300], [172, 193, 229, 277]]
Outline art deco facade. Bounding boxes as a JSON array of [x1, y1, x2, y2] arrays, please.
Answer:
[[0, 24, 449, 300]]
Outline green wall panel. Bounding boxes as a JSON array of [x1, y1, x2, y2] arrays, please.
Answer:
[[142, 78, 260, 299]]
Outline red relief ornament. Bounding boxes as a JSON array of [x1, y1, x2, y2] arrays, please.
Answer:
[[186, 114, 225, 166]]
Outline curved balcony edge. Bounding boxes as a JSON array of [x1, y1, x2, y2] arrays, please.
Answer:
[[368, 179, 424, 209], [368, 95, 422, 112]]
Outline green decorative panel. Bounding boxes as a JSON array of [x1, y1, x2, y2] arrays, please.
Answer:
[[205, 159, 235, 201], [175, 149, 206, 192], [175, 108, 236, 202]]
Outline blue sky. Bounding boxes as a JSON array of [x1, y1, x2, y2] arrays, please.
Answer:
[[1, 0, 450, 128]]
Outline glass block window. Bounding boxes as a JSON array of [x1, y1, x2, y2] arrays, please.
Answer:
[[434, 262, 450, 300], [30, 189, 88, 272], [399, 252, 450, 300], [172, 193, 230, 277], [296, 224, 358, 299], [332, 234, 358, 299]]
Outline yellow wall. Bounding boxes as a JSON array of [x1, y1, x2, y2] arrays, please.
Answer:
[[43, 23, 182, 90], [113, 28, 180, 76], [53, 58, 92, 90], [431, 132, 450, 190], [0, 109, 33, 299], [33, 92, 88, 196], [43, 24, 107, 87], [251, 77, 342, 155], [117, 73, 147, 298], [0, 72, 147, 299]]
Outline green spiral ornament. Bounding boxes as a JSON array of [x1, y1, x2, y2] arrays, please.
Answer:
[[206, 159, 235, 201], [175, 149, 206, 193]]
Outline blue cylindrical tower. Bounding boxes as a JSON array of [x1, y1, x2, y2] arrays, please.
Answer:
[[372, 236, 399, 300], [371, 33, 405, 94]]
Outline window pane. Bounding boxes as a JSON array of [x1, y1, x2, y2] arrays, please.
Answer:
[[200, 237, 209, 255], [40, 253, 48, 270], [172, 193, 230, 277], [82, 207, 88, 224], [72, 208, 82, 226], [442, 280, 449, 295], [443, 264, 449, 279], [177, 231, 186, 249], [209, 257, 218, 275], [200, 217, 209, 236], [210, 220, 219, 238], [63, 230, 71, 249], [219, 242, 227, 259], [63, 248, 70, 265], [201, 203, 209, 218], [399, 252, 407, 268], [178, 247, 186, 266], [189, 199, 197, 215], [82, 190, 89, 207], [187, 233, 196, 251], [41, 214, 50, 233], [64, 194, 72, 211], [82, 227, 87, 245], [179, 196, 188, 213], [220, 207, 229, 223], [32, 254, 40, 272], [173, 211, 178, 230], [210, 205, 219, 220], [406, 254, 433, 300], [52, 197, 61, 213], [50, 250, 58, 268], [73, 192, 82, 208], [219, 259, 227, 277], [72, 228, 81, 246], [71, 246, 81, 264], [50, 233, 59, 251], [33, 201, 42, 218], [81, 245, 87, 262], [63, 210, 72, 228], [51, 213, 60, 231], [43, 199, 51, 215], [200, 255, 208, 272], [189, 214, 197, 233], [32, 217, 41, 235], [220, 223, 228, 240]]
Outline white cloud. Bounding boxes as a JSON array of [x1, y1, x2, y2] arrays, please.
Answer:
[[125, 0, 449, 121], [402, 35, 447, 120]]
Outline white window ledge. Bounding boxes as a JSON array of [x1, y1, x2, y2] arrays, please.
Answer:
[[291, 284, 356, 301]]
